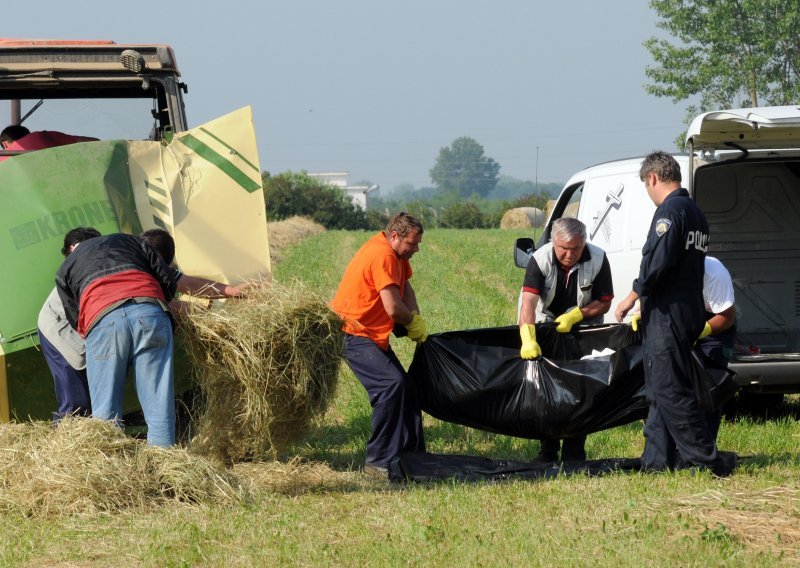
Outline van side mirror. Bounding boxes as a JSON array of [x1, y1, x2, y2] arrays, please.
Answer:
[[514, 237, 535, 268]]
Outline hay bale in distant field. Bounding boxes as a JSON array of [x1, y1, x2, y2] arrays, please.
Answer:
[[545, 199, 557, 219], [500, 207, 545, 229], [0, 418, 244, 517], [268, 216, 326, 264], [563, 201, 580, 219], [543, 200, 579, 222], [184, 282, 344, 465]]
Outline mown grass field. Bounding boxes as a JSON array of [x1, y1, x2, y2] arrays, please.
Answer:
[[2, 228, 799, 566]]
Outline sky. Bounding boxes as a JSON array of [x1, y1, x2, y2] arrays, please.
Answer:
[[3, 1, 691, 193]]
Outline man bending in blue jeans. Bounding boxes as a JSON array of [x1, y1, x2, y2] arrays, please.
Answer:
[[55, 229, 248, 446]]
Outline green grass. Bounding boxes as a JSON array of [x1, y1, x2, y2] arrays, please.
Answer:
[[2, 228, 800, 566]]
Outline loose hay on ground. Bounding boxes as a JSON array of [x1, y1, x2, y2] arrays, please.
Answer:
[[673, 486, 800, 559], [184, 282, 344, 464], [234, 458, 370, 495], [0, 418, 245, 518], [267, 216, 326, 264]]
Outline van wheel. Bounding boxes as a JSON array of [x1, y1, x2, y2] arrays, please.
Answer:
[[724, 392, 784, 419]]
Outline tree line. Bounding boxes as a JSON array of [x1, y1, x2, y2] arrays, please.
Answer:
[[263, 136, 557, 231]]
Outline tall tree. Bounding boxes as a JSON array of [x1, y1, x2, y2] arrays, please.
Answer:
[[429, 137, 500, 198], [645, 0, 800, 141]]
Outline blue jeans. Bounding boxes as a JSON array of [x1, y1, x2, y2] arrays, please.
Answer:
[[85, 301, 175, 446]]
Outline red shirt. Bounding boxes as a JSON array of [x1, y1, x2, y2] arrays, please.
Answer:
[[0, 130, 98, 162], [78, 269, 167, 337]]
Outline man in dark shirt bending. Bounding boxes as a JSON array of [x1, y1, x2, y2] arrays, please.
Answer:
[[55, 229, 249, 446]]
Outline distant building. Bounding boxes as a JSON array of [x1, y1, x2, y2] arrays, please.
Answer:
[[308, 172, 378, 210]]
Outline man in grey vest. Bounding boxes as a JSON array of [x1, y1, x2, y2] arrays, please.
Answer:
[[39, 227, 101, 422], [518, 217, 614, 463]]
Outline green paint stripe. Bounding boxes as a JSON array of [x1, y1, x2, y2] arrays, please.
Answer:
[[199, 127, 260, 174], [179, 134, 261, 193], [148, 196, 170, 215], [153, 216, 168, 230], [144, 179, 169, 199]]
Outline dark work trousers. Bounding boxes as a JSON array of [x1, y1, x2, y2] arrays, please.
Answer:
[[38, 329, 92, 422], [641, 323, 734, 476], [539, 436, 587, 461], [344, 334, 425, 467]]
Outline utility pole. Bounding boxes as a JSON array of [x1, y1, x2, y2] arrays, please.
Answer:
[[11, 100, 21, 124]]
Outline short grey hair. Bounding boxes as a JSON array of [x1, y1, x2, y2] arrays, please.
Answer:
[[551, 217, 586, 243]]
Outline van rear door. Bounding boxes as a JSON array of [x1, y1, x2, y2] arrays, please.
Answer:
[[687, 105, 800, 150], [690, 106, 800, 390]]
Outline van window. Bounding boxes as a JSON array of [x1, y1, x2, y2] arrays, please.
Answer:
[[563, 183, 583, 219], [542, 182, 583, 244]]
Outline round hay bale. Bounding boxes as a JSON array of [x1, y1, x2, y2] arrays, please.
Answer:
[[183, 282, 344, 465], [500, 207, 545, 229], [545, 199, 557, 220], [563, 201, 580, 219], [0, 417, 244, 517], [268, 216, 326, 264]]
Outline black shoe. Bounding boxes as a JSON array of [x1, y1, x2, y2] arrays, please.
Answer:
[[561, 437, 587, 462], [711, 451, 738, 477], [363, 464, 389, 479]]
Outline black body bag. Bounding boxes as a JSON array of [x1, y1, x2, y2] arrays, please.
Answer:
[[408, 324, 649, 439]]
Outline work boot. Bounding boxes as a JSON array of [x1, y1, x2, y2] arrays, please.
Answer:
[[363, 463, 389, 480], [534, 438, 560, 463]]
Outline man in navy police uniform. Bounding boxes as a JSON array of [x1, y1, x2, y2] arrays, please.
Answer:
[[615, 151, 735, 476]]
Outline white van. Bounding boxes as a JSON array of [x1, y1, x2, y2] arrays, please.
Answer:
[[516, 106, 800, 398]]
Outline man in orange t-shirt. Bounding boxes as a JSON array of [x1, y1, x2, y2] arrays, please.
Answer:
[[330, 212, 428, 478]]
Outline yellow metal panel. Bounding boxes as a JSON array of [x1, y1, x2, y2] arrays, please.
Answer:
[[127, 106, 270, 283], [0, 345, 9, 422]]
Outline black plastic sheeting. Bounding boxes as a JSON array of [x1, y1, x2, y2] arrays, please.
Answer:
[[690, 350, 739, 413], [408, 323, 649, 440], [388, 452, 641, 483]]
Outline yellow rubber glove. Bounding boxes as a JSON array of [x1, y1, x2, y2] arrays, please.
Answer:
[[519, 323, 542, 359], [631, 313, 641, 332], [554, 306, 583, 333], [406, 312, 428, 343], [698, 321, 712, 340]]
